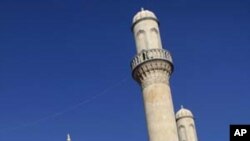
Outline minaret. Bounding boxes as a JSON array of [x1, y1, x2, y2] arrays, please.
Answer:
[[176, 106, 198, 141], [131, 9, 179, 141], [67, 134, 71, 141]]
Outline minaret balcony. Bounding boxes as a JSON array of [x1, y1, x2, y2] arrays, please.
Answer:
[[131, 48, 173, 71]]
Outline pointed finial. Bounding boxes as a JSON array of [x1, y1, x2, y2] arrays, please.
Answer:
[[181, 105, 184, 109], [67, 134, 71, 141], [141, 7, 144, 11]]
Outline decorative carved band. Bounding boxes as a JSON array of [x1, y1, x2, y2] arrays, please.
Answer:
[[131, 49, 174, 87], [131, 49, 173, 70]]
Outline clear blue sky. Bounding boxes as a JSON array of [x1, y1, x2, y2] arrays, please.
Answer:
[[0, 0, 249, 141]]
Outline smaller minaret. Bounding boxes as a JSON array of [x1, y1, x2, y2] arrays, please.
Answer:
[[176, 106, 198, 141], [67, 134, 71, 141]]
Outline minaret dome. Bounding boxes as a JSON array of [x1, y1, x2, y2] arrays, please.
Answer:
[[176, 106, 194, 120], [132, 8, 158, 24]]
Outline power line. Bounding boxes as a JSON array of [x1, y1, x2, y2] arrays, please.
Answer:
[[0, 75, 129, 133]]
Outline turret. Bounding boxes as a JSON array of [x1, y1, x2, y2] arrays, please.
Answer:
[[176, 106, 198, 141], [132, 8, 163, 53]]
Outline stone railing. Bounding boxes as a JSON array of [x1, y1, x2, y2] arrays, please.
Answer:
[[131, 48, 173, 70]]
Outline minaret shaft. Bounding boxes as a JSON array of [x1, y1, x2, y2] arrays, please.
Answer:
[[177, 118, 198, 141], [143, 83, 179, 141], [131, 9, 179, 141]]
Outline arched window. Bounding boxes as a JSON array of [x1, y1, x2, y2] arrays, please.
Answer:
[[179, 126, 187, 141], [136, 30, 147, 51], [150, 28, 160, 49]]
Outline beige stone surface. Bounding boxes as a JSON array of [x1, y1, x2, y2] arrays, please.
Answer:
[[176, 108, 198, 141], [132, 9, 162, 53], [142, 83, 179, 141], [131, 9, 179, 141]]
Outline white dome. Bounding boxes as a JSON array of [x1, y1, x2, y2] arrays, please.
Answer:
[[132, 8, 158, 24], [176, 106, 193, 119]]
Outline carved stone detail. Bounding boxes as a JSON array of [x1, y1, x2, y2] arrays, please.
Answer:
[[131, 49, 174, 88], [131, 48, 173, 70]]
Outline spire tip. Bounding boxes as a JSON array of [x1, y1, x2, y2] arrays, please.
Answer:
[[67, 133, 71, 141]]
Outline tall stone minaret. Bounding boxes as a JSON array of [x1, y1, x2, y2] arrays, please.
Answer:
[[176, 106, 198, 141], [131, 9, 179, 141]]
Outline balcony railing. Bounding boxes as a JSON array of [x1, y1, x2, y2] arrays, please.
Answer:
[[131, 48, 173, 70]]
